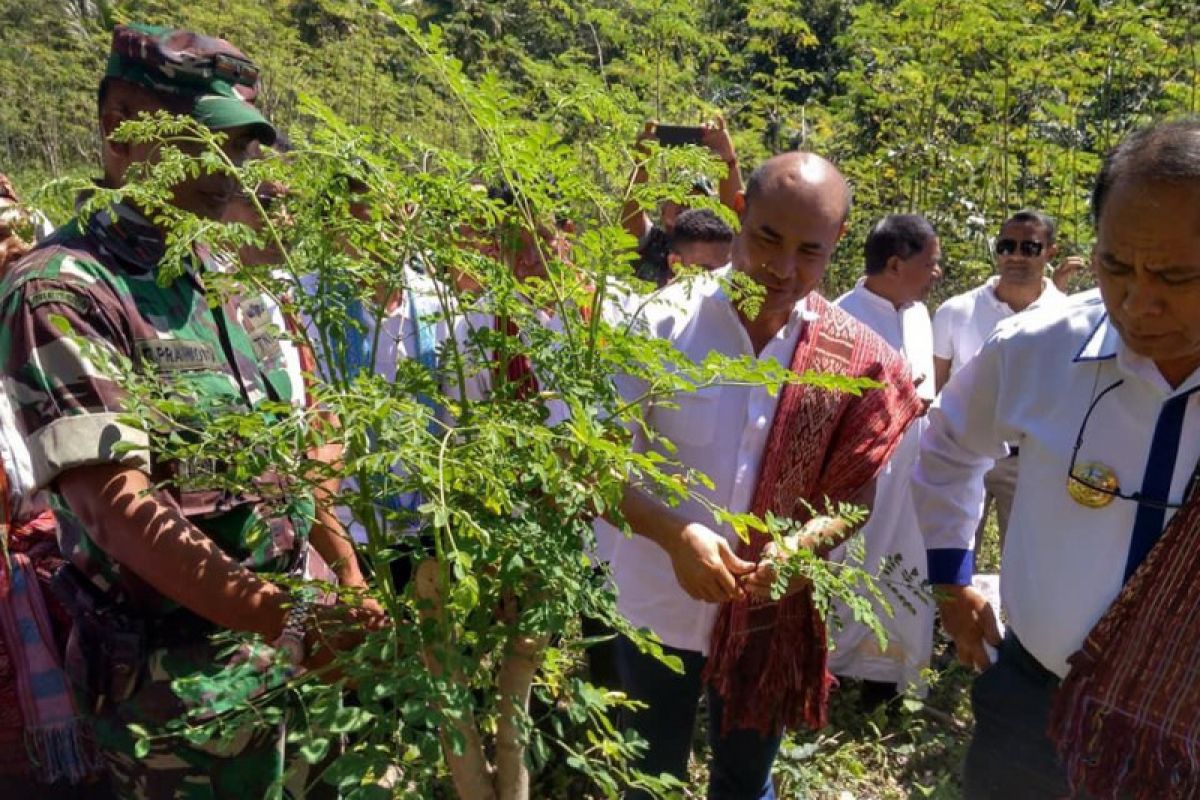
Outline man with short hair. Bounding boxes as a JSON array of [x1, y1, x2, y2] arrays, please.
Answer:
[[831, 214, 941, 701], [933, 210, 1066, 390], [932, 210, 1069, 547], [915, 119, 1200, 798], [667, 207, 734, 274], [0, 24, 382, 798], [611, 153, 921, 798]]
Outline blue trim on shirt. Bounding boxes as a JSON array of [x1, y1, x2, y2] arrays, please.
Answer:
[[1072, 312, 1117, 363], [928, 548, 974, 585], [1124, 390, 1194, 579]]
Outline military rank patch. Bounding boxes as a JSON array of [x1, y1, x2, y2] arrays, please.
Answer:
[[251, 331, 284, 363], [28, 288, 90, 314], [135, 338, 221, 371]]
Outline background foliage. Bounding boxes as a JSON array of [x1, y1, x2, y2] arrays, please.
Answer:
[[5, 0, 1198, 300]]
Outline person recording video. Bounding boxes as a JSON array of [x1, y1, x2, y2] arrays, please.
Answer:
[[620, 116, 743, 286]]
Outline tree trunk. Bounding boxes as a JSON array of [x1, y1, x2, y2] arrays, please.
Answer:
[[494, 631, 549, 800], [414, 559, 497, 800]]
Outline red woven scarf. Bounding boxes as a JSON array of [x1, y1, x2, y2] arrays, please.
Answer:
[[704, 294, 922, 736], [492, 304, 591, 402], [494, 315, 539, 400], [1049, 464, 1200, 799]]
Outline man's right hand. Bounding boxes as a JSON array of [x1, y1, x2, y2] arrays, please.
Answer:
[[937, 584, 1002, 671], [666, 523, 755, 603]]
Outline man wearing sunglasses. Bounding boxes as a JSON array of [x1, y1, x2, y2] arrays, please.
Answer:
[[931, 211, 1069, 552], [933, 210, 1069, 393], [915, 119, 1200, 798]]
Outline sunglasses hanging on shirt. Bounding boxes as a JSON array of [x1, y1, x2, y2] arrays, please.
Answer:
[[995, 238, 1045, 257]]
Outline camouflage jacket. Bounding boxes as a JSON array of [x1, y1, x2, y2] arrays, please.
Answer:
[[0, 201, 313, 614]]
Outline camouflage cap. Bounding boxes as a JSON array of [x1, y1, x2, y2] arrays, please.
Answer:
[[105, 23, 276, 145]]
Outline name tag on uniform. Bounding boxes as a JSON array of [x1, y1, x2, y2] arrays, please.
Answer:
[[28, 289, 90, 314], [135, 339, 221, 371]]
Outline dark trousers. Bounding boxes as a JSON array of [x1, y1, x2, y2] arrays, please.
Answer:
[[965, 633, 1082, 799], [614, 635, 781, 800], [580, 612, 622, 690]]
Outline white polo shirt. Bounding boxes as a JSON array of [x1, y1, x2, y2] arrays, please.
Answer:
[[932, 276, 1066, 376], [913, 296, 1200, 677], [608, 268, 814, 655]]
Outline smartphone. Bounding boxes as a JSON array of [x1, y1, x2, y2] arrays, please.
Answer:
[[655, 124, 706, 147]]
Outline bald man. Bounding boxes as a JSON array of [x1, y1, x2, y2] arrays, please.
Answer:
[[611, 153, 921, 799]]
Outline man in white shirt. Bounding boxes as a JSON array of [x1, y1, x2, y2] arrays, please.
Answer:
[[832, 214, 941, 702], [611, 153, 920, 799], [914, 119, 1200, 798], [932, 210, 1068, 547]]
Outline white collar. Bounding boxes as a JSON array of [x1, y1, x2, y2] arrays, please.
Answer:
[[697, 265, 815, 349], [1073, 312, 1120, 363], [983, 275, 1063, 312], [852, 277, 910, 313], [1074, 311, 1200, 396]]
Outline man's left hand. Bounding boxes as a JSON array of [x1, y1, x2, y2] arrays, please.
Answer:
[[743, 533, 812, 601]]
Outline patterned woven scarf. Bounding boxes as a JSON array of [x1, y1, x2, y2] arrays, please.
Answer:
[[704, 295, 922, 736], [494, 315, 540, 401], [0, 458, 96, 783], [1049, 468, 1200, 799]]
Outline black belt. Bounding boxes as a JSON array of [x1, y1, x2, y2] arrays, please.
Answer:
[[151, 607, 218, 649], [1002, 633, 1059, 688]]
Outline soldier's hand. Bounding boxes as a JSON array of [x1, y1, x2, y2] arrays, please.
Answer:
[[303, 602, 390, 682], [937, 584, 1002, 671], [666, 523, 755, 603], [0, 233, 29, 271]]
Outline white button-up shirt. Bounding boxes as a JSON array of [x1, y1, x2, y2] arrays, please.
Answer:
[[609, 268, 815, 654], [913, 296, 1200, 677], [932, 276, 1067, 376], [336, 269, 449, 542], [831, 281, 934, 687], [836, 279, 936, 401], [0, 384, 42, 519]]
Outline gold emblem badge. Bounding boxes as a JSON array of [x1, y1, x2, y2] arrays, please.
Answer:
[[1068, 462, 1119, 508]]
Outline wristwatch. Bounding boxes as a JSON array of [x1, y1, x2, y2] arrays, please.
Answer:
[[273, 593, 312, 666]]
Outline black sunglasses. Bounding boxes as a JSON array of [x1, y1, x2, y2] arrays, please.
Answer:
[[995, 238, 1045, 257], [1068, 378, 1200, 510]]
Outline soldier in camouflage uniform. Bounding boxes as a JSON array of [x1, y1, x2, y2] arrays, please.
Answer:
[[0, 24, 382, 799]]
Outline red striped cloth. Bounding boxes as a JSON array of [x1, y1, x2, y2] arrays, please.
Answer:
[[1050, 473, 1200, 798], [704, 295, 921, 736], [0, 489, 97, 783]]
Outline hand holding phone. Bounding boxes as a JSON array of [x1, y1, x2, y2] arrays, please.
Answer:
[[654, 124, 706, 147]]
